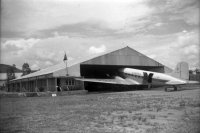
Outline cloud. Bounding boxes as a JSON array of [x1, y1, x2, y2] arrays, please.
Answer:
[[1, 38, 40, 59], [44, 61, 53, 66], [88, 45, 106, 54], [149, 30, 199, 69], [1, 30, 199, 70], [154, 22, 164, 27], [1, 35, 109, 69], [31, 63, 40, 70], [36, 21, 117, 38], [1, 0, 154, 38], [2, 38, 40, 51], [148, 0, 199, 26], [169, 5, 199, 26], [1, 0, 199, 70], [1, 43, 23, 54]]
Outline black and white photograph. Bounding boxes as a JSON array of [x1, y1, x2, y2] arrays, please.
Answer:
[[0, 0, 200, 132]]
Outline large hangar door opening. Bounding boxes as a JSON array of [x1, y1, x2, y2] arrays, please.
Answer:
[[80, 64, 164, 78], [80, 65, 122, 78]]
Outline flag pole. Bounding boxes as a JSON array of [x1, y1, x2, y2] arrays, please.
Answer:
[[66, 60, 68, 76], [63, 52, 68, 76]]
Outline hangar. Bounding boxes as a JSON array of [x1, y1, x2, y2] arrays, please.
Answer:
[[8, 46, 172, 92]]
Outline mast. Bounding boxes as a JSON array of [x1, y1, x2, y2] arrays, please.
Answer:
[[63, 52, 68, 76]]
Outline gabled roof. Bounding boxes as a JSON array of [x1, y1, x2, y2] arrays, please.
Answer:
[[81, 46, 164, 66], [12, 46, 131, 81], [12, 62, 66, 80], [12, 46, 171, 81]]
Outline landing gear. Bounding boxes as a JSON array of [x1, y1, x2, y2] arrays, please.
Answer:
[[165, 85, 179, 92], [173, 85, 178, 91], [147, 83, 152, 89]]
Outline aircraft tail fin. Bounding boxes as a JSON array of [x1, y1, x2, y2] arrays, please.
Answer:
[[171, 62, 189, 80]]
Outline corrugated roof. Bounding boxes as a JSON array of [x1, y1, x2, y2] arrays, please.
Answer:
[[12, 46, 131, 81], [12, 62, 65, 80], [12, 46, 127, 81], [12, 46, 171, 81]]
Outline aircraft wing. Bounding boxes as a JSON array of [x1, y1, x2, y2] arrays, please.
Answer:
[[75, 78, 118, 84], [166, 80, 199, 85], [186, 81, 199, 84], [75, 76, 141, 85], [165, 81, 186, 85]]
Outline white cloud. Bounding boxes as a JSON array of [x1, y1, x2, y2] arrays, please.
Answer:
[[1, 30, 199, 70], [88, 45, 106, 54], [1, 0, 199, 70], [31, 64, 40, 70], [2, 38, 40, 54], [183, 7, 199, 25], [45, 61, 53, 66], [2, 0, 153, 35], [182, 30, 187, 33], [164, 0, 199, 25], [53, 31, 59, 37], [154, 22, 163, 27], [34, 49, 56, 60], [153, 31, 199, 69]]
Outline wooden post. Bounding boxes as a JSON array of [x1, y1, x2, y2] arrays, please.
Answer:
[[26, 80, 29, 92], [12, 83, 14, 92], [28, 79, 30, 92], [35, 77, 38, 92], [55, 78, 57, 92], [19, 82, 21, 92], [46, 78, 49, 91]]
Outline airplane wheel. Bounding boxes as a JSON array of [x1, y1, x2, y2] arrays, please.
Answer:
[[173, 86, 177, 91]]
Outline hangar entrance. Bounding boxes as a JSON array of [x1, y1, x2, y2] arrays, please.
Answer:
[[80, 64, 164, 91], [80, 64, 164, 78]]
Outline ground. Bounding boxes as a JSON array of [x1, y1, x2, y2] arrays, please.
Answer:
[[0, 87, 200, 133]]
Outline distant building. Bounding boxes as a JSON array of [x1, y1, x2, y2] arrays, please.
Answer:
[[189, 69, 200, 81], [8, 46, 172, 92], [0, 64, 22, 89]]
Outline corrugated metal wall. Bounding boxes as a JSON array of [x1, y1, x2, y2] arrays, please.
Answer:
[[82, 47, 163, 66]]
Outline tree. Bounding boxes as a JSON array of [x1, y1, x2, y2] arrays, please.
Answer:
[[189, 70, 193, 74], [195, 68, 200, 74], [6, 66, 16, 80], [12, 64, 16, 68], [22, 63, 31, 76]]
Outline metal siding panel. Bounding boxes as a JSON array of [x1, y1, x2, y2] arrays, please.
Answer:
[[74, 47, 167, 73], [68, 64, 81, 77], [82, 47, 163, 66], [53, 64, 81, 77]]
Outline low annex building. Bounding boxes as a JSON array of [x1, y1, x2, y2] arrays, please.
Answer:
[[8, 46, 172, 92]]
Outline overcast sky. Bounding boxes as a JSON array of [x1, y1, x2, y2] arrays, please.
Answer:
[[1, 0, 199, 70]]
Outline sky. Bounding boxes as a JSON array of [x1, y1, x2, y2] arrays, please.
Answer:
[[1, 0, 199, 70]]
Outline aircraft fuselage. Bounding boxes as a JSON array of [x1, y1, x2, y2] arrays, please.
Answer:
[[121, 68, 186, 85]]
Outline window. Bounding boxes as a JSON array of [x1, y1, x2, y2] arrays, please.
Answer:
[[66, 79, 69, 85], [69, 79, 71, 85], [72, 79, 74, 85], [66, 78, 75, 86]]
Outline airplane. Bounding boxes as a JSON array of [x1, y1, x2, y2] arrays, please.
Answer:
[[76, 62, 199, 91]]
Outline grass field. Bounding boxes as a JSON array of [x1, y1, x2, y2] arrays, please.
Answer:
[[0, 87, 200, 133]]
